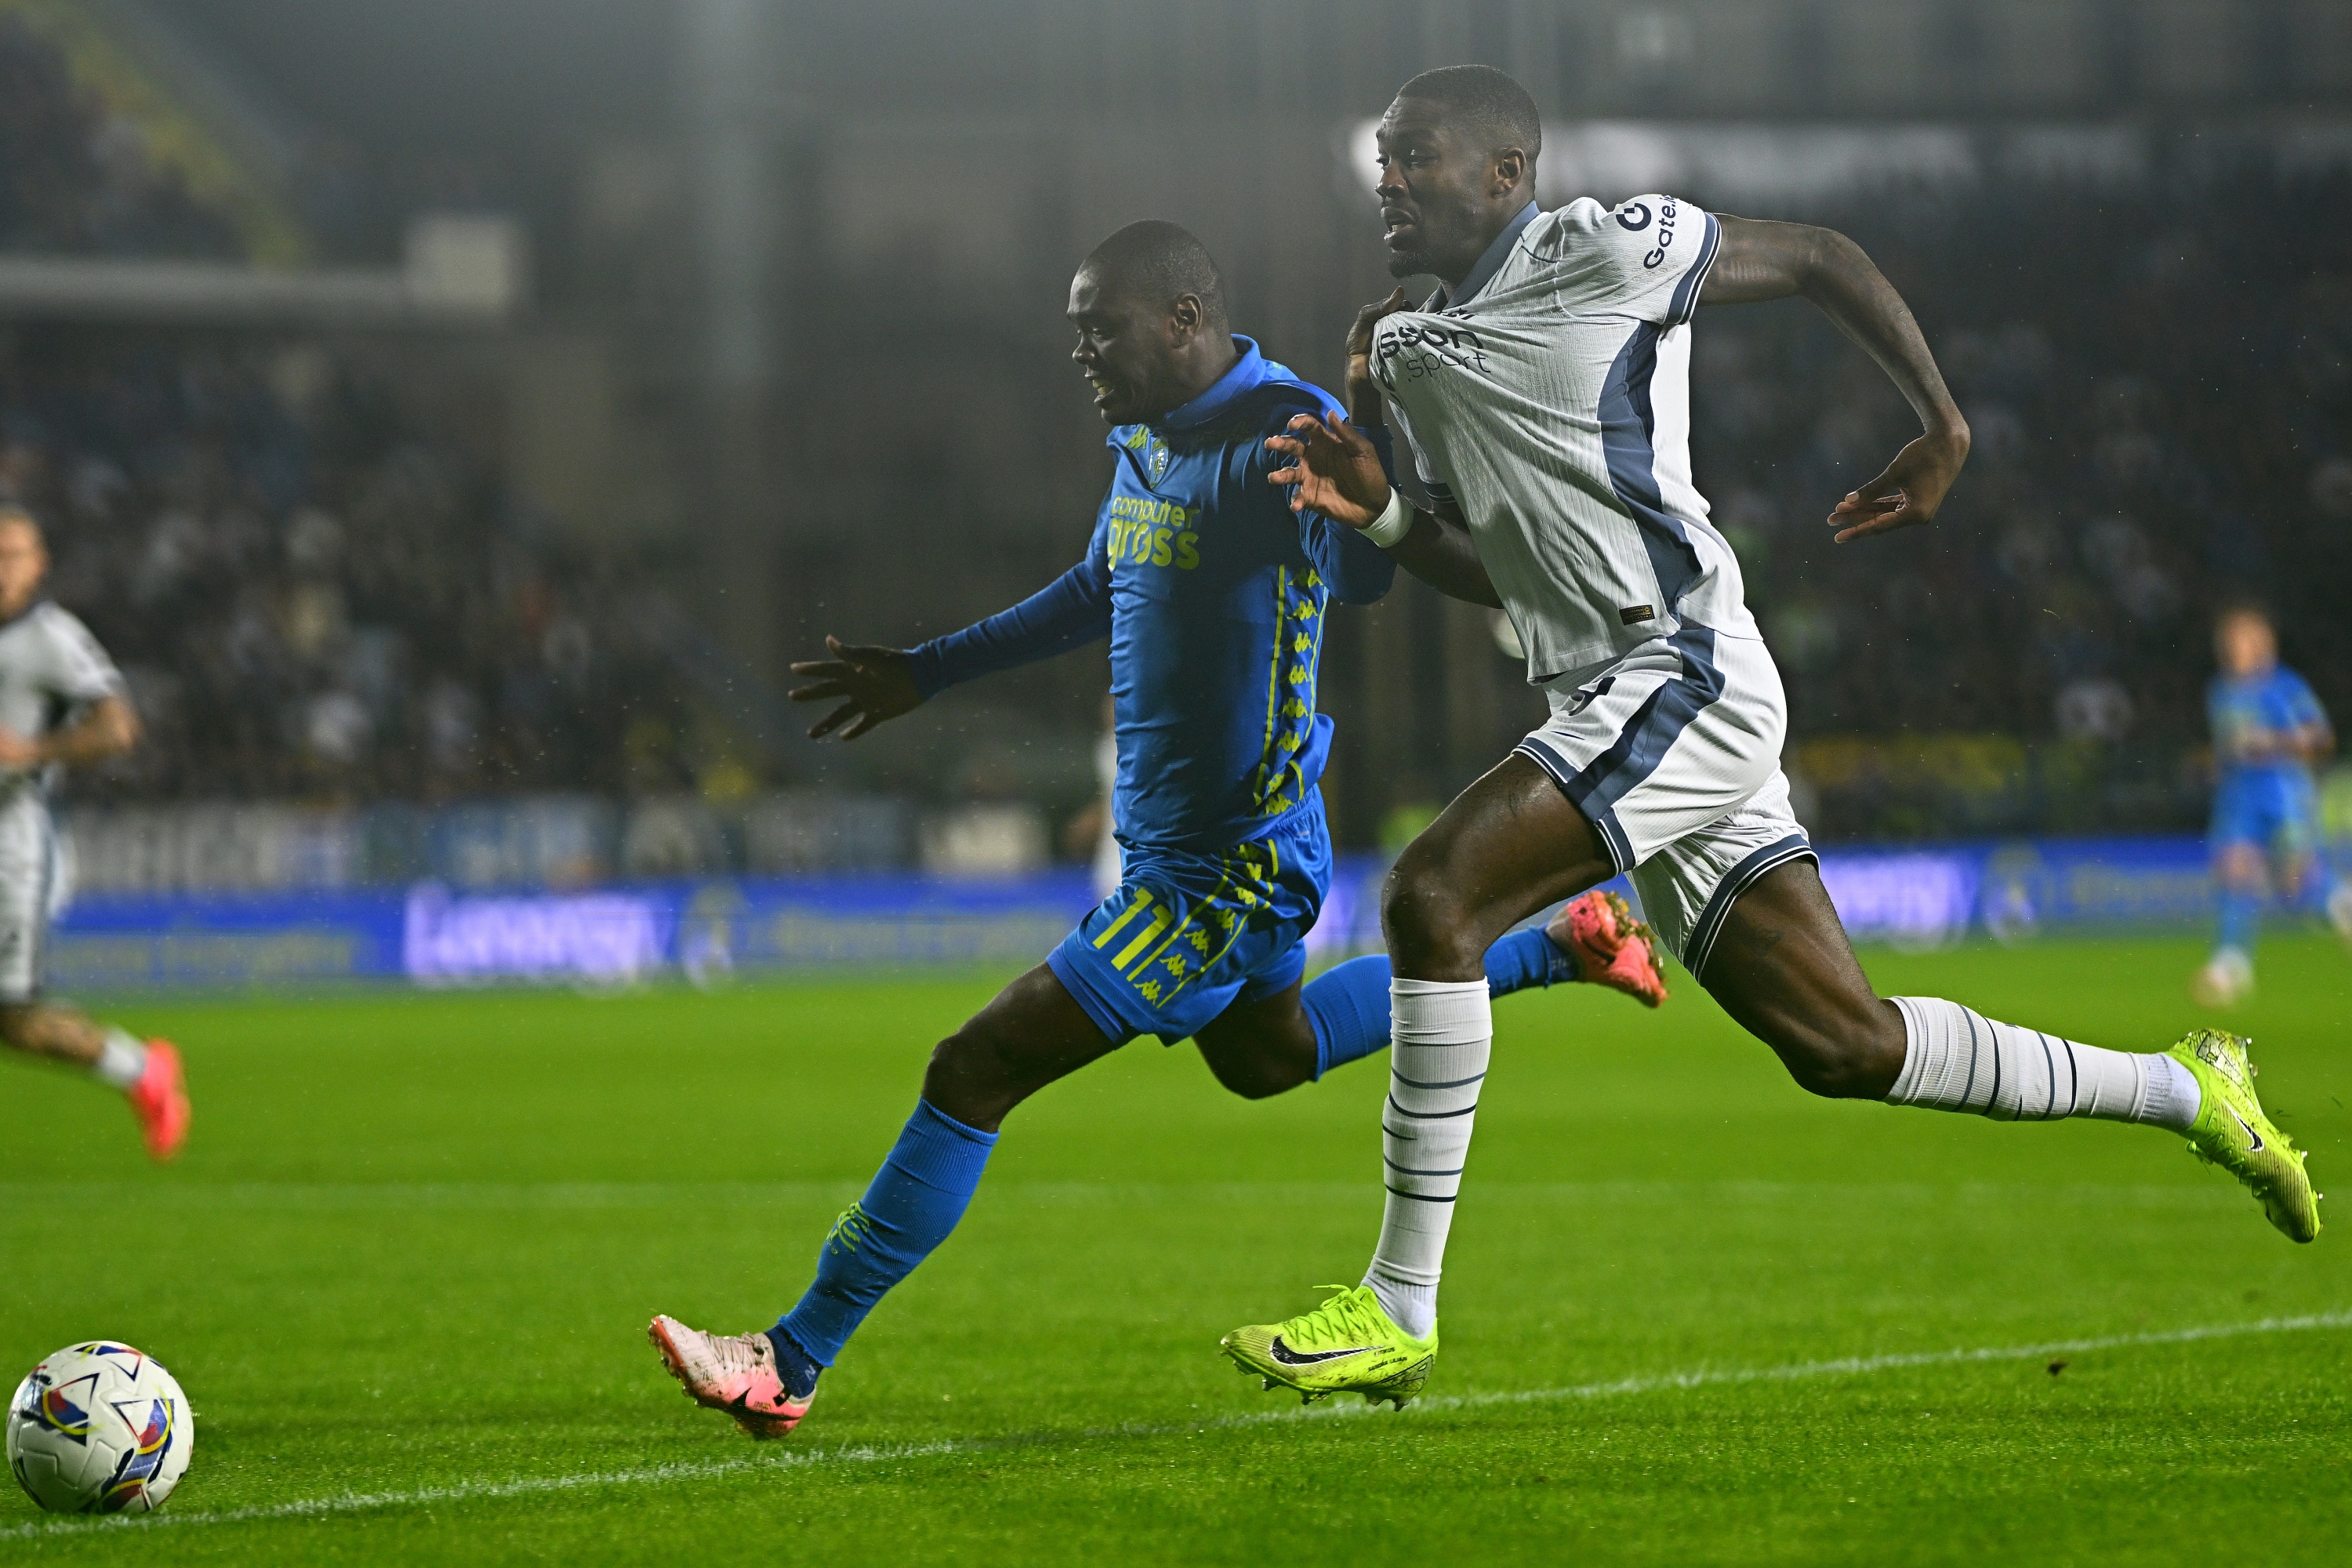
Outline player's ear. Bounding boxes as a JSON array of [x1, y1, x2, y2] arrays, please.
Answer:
[[1169, 292, 1203, 343], [1492, 147, 1527, 198]]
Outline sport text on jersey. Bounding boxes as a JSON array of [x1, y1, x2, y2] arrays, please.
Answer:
[[1614, 197, 1681, 270], [1372, 318, 1490, 392]]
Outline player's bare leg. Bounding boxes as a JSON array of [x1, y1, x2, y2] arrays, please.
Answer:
[[0, 1000, 188, 1160], [1704, 861, 2315, 1239], [1330, 752, 2319, 1389], [1693, 862, 1905, 1098], [1194, 887, 1665, 1102]]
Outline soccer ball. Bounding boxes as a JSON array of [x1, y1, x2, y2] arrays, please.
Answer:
[[7, 1342, 193, 1514]]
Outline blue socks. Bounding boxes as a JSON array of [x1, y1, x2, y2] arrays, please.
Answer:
[[1302, 925, 1574, 1080], [768, 926, 1574, 1377], [2216, 887, 2259, 955], [770, 1098, 997, 1387]]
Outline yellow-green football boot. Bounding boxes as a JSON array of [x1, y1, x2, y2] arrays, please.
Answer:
[[1220, 1285, 1436, 1409], [2169, 1029, 2321, 1243]]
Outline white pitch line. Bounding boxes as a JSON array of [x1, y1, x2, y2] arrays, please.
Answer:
[[8, 1309, 2346, 1542]]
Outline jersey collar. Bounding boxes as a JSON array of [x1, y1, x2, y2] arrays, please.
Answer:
[[0, 594, 49, 635], [1433, 200, 1539, 311], [1154, 336, 1270, 433]]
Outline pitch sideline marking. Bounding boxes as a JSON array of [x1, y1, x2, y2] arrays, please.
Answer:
[[6, 1309, 2345, 1541]]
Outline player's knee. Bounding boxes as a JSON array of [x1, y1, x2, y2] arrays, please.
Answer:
[[1205, 1055, 1291, 1101], [1379, 855, 1483, 975], [925, 1018, 1020, 1096], [1774, 1005, 1905, 1100]]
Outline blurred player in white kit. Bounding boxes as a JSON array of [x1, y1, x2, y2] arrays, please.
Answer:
[[0, 507, 187, 1159]]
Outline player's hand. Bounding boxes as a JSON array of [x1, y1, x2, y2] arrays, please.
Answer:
[[1828, 426, 1969, 543], [0, 725, 41, 770], [787, 637, 923, 741], [1343, 288, 1410, 412], [1265, 412, 1391, 531]]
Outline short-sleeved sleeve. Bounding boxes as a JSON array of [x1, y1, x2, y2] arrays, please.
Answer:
[[2278, 670, 2328, 731], [38, 606, 121, 706], [1533, 194, 1722, 327]]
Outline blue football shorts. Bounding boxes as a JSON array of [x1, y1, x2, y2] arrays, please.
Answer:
[[2211, 770, 2318, 858], [1047, 796, 1331, 1046]]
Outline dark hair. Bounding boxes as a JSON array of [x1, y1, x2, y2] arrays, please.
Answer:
[[1394, 64, 1542, 163], [1080, 220, 1227, 328]]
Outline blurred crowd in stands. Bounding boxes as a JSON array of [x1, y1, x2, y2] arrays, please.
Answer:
[[3, 4, 2349, 849], [0, 330, 702, 804], [1693, 160, 2352, 837], [0, 15, 243, 260]]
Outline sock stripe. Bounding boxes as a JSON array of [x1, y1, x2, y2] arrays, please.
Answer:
[[1384, 1186, 1457, 1203], [1392, 1070, 1488, 1091], [1888, 996, 2201, 1134], [1386, 1095, 1479, 1120], [1961, 1009, 1983, 1108], [1383, 1156, 1466, 1177]]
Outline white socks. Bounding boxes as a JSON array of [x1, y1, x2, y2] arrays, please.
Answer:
[[1886, 996, 2198, 1129], [1363, 978, 1490, 1340], [91, 1029, 147, 1091]]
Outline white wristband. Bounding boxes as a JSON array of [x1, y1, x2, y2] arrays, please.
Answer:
[[1362, 486, 1413, 548]]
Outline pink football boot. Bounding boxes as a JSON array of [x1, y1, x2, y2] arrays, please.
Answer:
[[648, 1315, 812, 1439], [1547, 889, 1668, 1008], [125, 1040, 190, 1162]]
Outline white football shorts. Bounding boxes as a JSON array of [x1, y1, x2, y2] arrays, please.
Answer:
[[0, 790, 60, 1002], [1514, 626, 1816, 982]]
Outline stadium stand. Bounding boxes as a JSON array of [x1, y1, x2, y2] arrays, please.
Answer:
[[1696, 165, 2352, 840]]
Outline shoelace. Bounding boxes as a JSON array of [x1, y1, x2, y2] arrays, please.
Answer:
[[703, 1330, 769, 1375], [1290, 1285, 1386, 1348]]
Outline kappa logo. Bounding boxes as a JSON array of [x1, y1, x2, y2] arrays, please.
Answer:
[[1120, 426, 1174, 484]]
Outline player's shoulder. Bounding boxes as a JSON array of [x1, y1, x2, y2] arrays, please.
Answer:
[[1524, 194, 1687, 251], [23, 600, 100, 646], [1230, 375, 1341, 434], [2269, 664, 2321, 702]]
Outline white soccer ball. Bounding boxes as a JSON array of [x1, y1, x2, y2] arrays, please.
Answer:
[[7, 1342, 194, 1514]]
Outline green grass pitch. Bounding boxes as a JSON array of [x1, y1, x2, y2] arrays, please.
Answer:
[[4, 934, 2349, 1563]]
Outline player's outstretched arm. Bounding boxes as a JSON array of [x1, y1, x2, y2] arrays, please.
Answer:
[[0, 691, 139, 771], [1265, 412, 1501, 608], [789, 637, 924, 741], [1701, 216, 1969, 543]]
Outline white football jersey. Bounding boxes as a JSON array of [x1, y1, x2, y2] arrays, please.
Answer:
[[0, 601, 123, 791], [1375, 194, 1757, 682]]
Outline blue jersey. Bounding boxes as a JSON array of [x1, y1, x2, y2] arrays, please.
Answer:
[[2209, 666, 2327, 791], [907, 337, 1395, 853]]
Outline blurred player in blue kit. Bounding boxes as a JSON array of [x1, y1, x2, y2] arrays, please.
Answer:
[[647, 220, 1668, 1439], [2193, 604, 2339, 1006]]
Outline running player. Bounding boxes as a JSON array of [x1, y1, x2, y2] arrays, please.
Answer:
[[1220, 66, 2319, 1410], [2192, 603, 2336, 1006], [0, 507, 187, 1160], [647, 221, 1666, 1439]]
